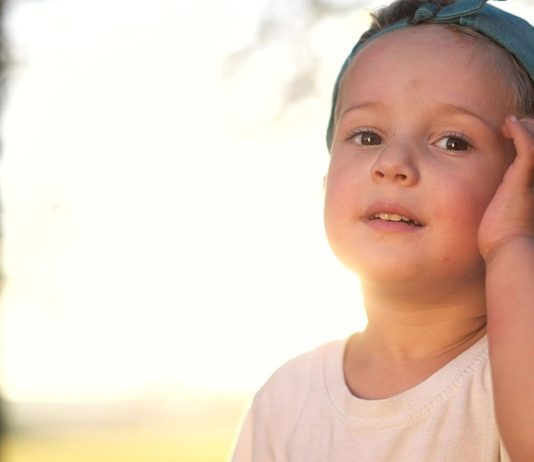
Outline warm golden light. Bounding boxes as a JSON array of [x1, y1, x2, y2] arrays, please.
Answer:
[[6, 0, 532, 460], [2, 0, 372, 406]]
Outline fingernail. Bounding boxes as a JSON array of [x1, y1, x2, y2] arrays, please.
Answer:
[[510, 115, 518, 123]]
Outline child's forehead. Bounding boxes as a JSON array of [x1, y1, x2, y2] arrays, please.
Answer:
[[338, 25, 497, 98], [349, 25, 485, 68], [335, 24, 514, 125]]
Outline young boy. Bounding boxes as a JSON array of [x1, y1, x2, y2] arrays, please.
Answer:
[[232, 0, 534, 460]]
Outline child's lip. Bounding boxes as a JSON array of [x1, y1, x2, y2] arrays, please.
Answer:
[[363, 201, 425, 227]]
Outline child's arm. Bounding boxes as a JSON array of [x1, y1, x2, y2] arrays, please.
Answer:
[[479, 116, 534, 462]]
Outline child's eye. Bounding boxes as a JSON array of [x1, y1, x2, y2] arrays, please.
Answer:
[[351, 130, 383, 146], [435, 134, 472, 151]]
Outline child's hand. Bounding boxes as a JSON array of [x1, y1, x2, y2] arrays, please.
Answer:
[[478, 116, 534, 262]]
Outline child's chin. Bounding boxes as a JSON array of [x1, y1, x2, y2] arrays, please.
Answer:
[[338, 255, 431, 288], [335, 249, 420, 277]]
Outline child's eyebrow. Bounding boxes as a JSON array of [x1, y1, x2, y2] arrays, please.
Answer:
[[338, 101, 500, 134], [435, 103, 499, 133], [338, 101, 385, 120]]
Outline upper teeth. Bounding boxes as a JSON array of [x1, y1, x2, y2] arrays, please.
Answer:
[[374, 213, 411, 222]]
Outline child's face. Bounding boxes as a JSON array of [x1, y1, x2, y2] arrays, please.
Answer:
[[325, 25, 516, 293]]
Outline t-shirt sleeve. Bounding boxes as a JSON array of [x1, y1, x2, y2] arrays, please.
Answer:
[[230, 405, 255, 462], [500, 442, 511, 462], [229, 344, 324, 462], [229, 390, 278, 462]]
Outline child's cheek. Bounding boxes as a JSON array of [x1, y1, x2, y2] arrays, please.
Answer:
[[443, 178, 499, 233]]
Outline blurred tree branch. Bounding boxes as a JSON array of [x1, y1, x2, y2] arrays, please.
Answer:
[[223, 0, 367, 108]]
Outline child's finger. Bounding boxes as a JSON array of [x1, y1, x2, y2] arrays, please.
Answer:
[[502, 116, 534, 139], [503, 116, 534, 188]]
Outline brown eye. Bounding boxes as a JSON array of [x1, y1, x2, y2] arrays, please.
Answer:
[[436, 135, 471, 151], [353, 131, 382, 146]]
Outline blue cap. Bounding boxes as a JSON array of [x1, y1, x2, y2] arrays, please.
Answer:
[[326, 0, 534, 150]]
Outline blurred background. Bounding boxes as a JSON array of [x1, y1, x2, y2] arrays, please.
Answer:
[[0, 0, 532, 461]]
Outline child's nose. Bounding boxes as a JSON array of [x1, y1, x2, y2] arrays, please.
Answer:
[[370, 142, 420, 186]]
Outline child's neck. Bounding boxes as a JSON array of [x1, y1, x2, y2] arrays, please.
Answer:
[[356, 314, 486, 360], [342, 284, 487, 399], [359, 279, 487, 359]]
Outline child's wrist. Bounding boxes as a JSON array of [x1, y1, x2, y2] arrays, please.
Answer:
[[482, 234, 534, 268]]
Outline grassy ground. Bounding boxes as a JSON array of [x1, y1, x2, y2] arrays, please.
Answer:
[[1, 393, 248, 462], [2, 426, 234, 462]]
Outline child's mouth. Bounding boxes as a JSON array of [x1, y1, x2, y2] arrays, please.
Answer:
[[368, 212, 423, 227]]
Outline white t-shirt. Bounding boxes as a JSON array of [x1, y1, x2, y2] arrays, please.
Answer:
[[232, 335, 510, 462]]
